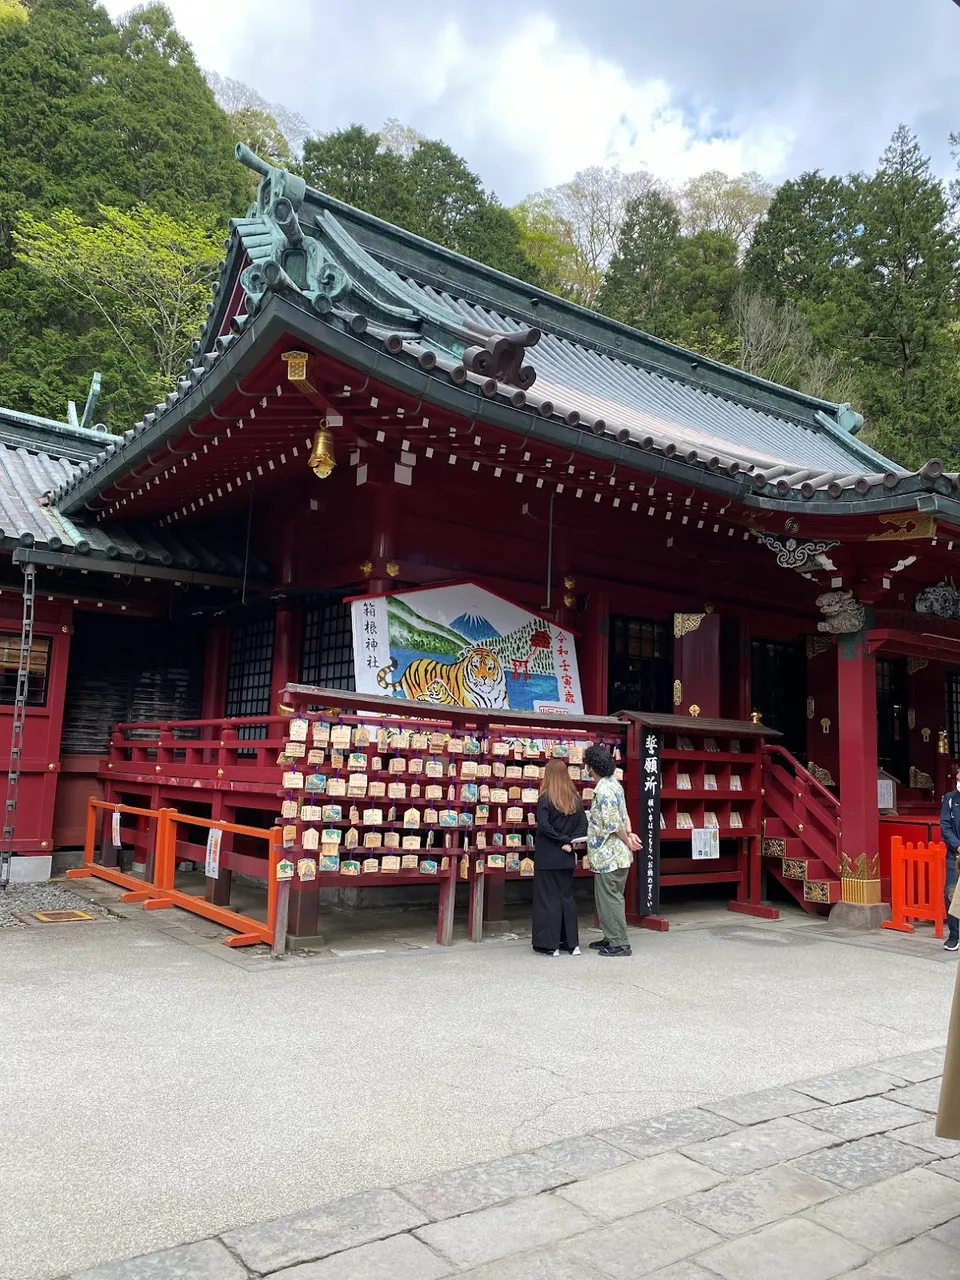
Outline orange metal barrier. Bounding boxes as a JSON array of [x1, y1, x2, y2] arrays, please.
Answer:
[[68, 798, 282, 948], [882, 836, 947, 937]]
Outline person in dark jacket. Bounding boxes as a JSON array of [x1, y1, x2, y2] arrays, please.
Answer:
[[532, 758, 587, 955], [940, 767, 960, 952]]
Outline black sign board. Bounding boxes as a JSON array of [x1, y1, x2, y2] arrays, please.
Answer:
[[636, 729, 662, 915]]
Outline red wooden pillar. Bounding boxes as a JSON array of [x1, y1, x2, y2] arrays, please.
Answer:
[[837, 631, 879, 876], [201, 625, 228, 721], [580, 587, 609, 715], [367, 481, 397, 596], [674, 611, 721, 719], [272, 606, 302, 710]]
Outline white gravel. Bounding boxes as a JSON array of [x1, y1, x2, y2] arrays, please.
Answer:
[[0, 881, 116, 927]]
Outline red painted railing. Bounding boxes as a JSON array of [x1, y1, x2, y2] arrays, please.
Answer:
[[762, 744, 842, 879], [105, 715, 289, 784]]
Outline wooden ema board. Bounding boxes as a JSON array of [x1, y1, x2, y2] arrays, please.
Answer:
[[276, 711, 623, 890]]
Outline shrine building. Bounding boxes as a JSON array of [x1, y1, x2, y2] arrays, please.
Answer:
[[1, 142, 959, 935]]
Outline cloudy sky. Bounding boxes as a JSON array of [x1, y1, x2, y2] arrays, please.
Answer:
[[106, 0, 959, 203]]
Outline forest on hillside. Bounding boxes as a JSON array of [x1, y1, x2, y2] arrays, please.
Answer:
[[2, 0, 960, 469]]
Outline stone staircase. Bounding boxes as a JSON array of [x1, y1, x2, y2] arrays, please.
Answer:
[[761, 745, 842, 913]]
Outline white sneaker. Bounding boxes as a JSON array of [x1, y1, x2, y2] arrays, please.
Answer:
[[551, 949, 561, 956], [570, 946, 581, 955]]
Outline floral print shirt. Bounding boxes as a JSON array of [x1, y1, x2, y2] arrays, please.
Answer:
[[587, 774, 633, 873]]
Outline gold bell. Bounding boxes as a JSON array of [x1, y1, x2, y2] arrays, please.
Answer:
[[308, 426, 335, 479]]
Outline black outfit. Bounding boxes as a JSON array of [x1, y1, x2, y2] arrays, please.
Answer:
[[532, 795, 587, 953], [940, 790, 960, 945]]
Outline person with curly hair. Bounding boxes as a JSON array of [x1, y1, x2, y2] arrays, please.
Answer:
[[583, 743, 640, 957]]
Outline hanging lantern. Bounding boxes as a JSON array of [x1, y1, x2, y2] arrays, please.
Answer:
[[308, 425, 335, 479]]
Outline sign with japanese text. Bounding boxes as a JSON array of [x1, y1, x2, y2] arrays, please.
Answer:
[[691, 827, 720, 860], [350, 583, 582, 713], [637, 730, 661, 915], [205, 827, 222, 879]]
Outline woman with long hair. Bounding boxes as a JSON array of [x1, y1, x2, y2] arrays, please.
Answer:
[[532, 758, 587, 955]]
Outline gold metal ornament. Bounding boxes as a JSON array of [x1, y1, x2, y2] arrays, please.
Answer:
[[907, 708, 916, 729], [922, 727, 931, 743], [563, 576, 576, 590], [307, 426, 335, 479], [821, 717, 831, 734], [688, 705, 701, 717], [673, 680, 682, 707], [385, 561, 400, 578], [939, 729, 950, 755], [360, 560, 373, 577], [750, 709, 762, 724], [806, 697, 815, 720]]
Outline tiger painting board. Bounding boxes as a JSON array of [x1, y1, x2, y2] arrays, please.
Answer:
[[350, 582, 583, 713]]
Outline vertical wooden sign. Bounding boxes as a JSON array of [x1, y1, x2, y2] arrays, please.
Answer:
[[637, 728, 662, 916]]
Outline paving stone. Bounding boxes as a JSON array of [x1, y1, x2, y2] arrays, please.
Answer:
[[793, 1134, 934, 1189], [890, 1119, 960, 1158], [701, 1086, 820, 1126], [800, 1096, 926, 1140], [457, 1244, 611, 1278], [927, 1155, 960, 1181], [670, 1164, 835, 1237], [535, 1134, 633, 1179], [930, 1214, 960, 1247], [645, 1265, 718, 1280], [555, 1151, 723, 1223], [413, 1193, 594, 1270], [597, 1108, 738, 1159], [271, 1234, 452, 1280], [882, 1078, 943, 1113], [875, 1049, 945, 1083], [560, 1208, 721, 1279], [793, 1065, 907, 1105], [680, 1117, 834, 1176], [70, 1240, 246, 1280], [844, 1233, 960, 1279], [399, 1153, 570, 1219], [696, 1217, 870, 1280], [806, 1166, 959, 1250], [221, 1189, 427, 1273]]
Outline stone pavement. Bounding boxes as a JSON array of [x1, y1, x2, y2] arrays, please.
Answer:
[[66, 1046, 960, 1280]]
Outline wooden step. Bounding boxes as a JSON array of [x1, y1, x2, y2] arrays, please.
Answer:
[[781, 856, 833, 881], [804, 878, 841, 904], [763, 818, 792, 840]]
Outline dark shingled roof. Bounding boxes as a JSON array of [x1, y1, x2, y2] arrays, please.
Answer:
[[48, 145, 960, 521], [0, 412, 266, 583]]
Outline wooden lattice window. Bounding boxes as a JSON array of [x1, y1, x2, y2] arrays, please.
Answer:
[[607, 616, 672, 714], [300, 598, 355, 691], [0, 634, 50, 707], [225, 616, 274, 742]]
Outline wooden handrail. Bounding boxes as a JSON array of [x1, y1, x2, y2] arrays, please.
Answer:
[[763, 743, 840, 817]]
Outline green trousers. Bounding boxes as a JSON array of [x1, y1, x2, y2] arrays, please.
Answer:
[[594, 866, 630, 948]]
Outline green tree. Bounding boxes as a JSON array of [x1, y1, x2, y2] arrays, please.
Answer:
[[679, 170, 773, 255], [597, 190, 741, 361], [0, 0, 248, 424], [843, 126, 960, 464], [301, 124, 540, 282], [743, 171, 855, 335], [595, 189, 683, 334], [510, 197, 580, 298]]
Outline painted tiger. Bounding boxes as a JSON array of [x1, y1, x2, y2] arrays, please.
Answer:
[[377, 646, 509, 709]]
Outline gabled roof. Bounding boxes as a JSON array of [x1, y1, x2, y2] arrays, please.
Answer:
[[48, 145, 960, 521], [0, 406, 267, 587]]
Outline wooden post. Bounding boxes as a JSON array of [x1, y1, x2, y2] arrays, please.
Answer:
[[580, 587, 609, 715], [272, 879, 290, 958], [468, 863, 485, 942], [837, 630, 881, 902], [436, 849, 457, 946]]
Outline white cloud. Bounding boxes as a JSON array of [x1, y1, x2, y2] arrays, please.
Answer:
[[103, 1, 794, 200]]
